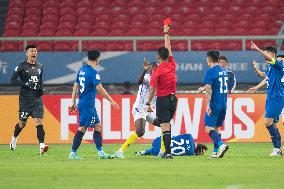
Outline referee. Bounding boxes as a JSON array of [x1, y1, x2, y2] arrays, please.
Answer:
[[10, 44, 48, 155], [147, 25, 177, 159]]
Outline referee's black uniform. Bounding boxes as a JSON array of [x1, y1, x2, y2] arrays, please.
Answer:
[[11, 60, 44, 121]]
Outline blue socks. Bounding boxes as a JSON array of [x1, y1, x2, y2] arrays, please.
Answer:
[[93, 131, 103, 151], [71, 130, 85, 153], [209, 130, 223, 149], [275, 128, 282, 148], [266, 125, 280, 148], [213, 133, 222, 153]]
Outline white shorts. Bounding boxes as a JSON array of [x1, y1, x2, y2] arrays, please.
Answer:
[[132, 107, 156, 123]]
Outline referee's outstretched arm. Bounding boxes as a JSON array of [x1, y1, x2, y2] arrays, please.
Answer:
[[164, 25, 172, 56]]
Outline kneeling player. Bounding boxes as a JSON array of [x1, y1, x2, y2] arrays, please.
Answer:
[[114, 60, 162, 158], [134, 134, 208, 156]]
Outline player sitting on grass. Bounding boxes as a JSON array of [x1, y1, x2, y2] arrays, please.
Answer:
[[248, 42, 283, 156], [134, 133, 208, 156], [114, 59, 163, 158]]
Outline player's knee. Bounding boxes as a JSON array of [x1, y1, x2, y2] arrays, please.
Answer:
[[205, 126, 214, 133], [264, 118, 274, 127], [19, 121, 27, 128], [161, 123, 171, 131], [136, 128, 145, 137], [94, 124, 102, 132], [152, 119, 160, 127], [34, 118, 43, 126]]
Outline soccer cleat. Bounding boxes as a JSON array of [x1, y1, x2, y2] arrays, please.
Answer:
[[134, 151, 145, 156], [269, 148, 283, 156], [157, 150, 164, 157], [210, 152, 218, 158], [98, 151, 114, 159], [162, 153, 173, 159], [217, 144, 229, 158], [40, 145, 49, 155], [114, 150, 125, 158], [69, 152, 82, 160], [9, 136, 17, 150]]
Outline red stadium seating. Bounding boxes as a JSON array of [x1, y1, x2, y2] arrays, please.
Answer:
[[1, 0, 283, 51]]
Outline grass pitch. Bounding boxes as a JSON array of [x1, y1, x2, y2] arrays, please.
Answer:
[[0, 143, 284, 189]]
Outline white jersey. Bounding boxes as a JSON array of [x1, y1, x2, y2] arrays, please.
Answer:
[[132, 73, 156, 112]]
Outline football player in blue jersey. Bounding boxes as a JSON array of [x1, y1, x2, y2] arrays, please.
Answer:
[[197, 51, 229, 158], [248, 42, 284, 156], [69, 50, 120, 160], [134, 133, 207, 156], [218, 56, 236, 93]]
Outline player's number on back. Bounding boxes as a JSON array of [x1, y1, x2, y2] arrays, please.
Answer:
[[219, 77, 228, 93], [171, 139, 190, 156], [79, 77, 85, 93]]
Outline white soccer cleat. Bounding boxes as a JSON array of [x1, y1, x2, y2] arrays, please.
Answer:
[[9, 136, 17, 150], [114, 150, 124, 159], [269, 148, 283, 156], [40, 145, 49, 155], [157, 150, 164, 157], [210, 152, 218, 158], [217, 144, 229, 158]]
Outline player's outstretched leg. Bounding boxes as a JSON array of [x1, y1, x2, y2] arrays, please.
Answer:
[[69, 130, 84, 160], [114, 132, 139, 158], [10, 123, 24, 150], [36, 125, 49, 155]]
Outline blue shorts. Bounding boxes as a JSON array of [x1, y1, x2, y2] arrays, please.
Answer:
[[265, 97, 284, 123], [78, 106, 100, 127], [204, 106, 226, 127]]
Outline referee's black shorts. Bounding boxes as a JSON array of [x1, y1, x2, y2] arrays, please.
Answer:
[[19, 97, 44, 121], [156, 94, 177, 124]]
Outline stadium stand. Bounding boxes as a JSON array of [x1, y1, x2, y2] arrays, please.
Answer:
[[1, 0, 284, 51]]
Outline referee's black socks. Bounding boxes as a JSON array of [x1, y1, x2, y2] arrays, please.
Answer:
[[36, 125, 45, 143], [14, 123, 23, 137], [163, 131, 171, 154]]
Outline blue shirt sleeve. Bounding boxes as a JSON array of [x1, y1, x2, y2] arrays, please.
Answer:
[[204, 69, 213, 85], [274, 60, 283, 70], [92, 71, 101, 86]]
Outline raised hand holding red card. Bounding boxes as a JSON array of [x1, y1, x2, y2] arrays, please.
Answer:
[[163, 18, 171, 26]]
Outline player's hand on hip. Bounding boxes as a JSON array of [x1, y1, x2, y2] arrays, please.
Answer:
[[147, 105, 153, 112], [206, 105, 211, 115], [70, 104, 77, 113], [111, 101, 120, 110], [247, 87, 257, 93]]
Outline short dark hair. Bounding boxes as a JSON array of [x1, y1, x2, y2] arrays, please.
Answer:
[[25, 44, 37, 51], [157, 47, 169, 60], [264, 46, 277, 55], [88, 50, 100, 61], [207, 50, 220, 63], [219, 55, 227, 62], [277, 55, 284, 58]]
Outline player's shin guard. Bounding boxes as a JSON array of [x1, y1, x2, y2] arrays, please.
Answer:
[[72, 130, 84, 153], [36, 125, 45, 143], [93, 131, 103, 151], [119, 133, 139, 152], [14, 123, 23, 137], [267, 125, 280, 148], [209, 130, 223, 147], [162, 131, 171, 155]]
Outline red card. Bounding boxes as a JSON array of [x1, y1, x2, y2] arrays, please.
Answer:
[[163, 18, 171, 26]]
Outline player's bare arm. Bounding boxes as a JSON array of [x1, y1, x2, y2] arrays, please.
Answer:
[[147, 86, 156, 112], [96, 84, 120, 109], [252, 60, 266, 78], [247, 78, 267, 93], [137, 60, 149, 85], [70, 82, 78, 113], [205, 84, 212, 115], [164, 25, 172, 56], [251, 41, 274, 62]]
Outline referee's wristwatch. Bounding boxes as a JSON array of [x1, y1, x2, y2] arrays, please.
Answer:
[[146, 102, 151, 106]]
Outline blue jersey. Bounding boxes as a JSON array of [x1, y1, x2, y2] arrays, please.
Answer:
[[151, 134, 195, 156], [265, 60, 284, 99], [204, 65, 228, 109], [76, 65, 101, 108]]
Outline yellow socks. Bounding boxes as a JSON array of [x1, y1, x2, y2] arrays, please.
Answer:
[[160, 132, 165, 153], [119, 133, 139, 152]]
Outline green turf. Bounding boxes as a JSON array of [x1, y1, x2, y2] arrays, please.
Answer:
[[0, 143, 284, 189]]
